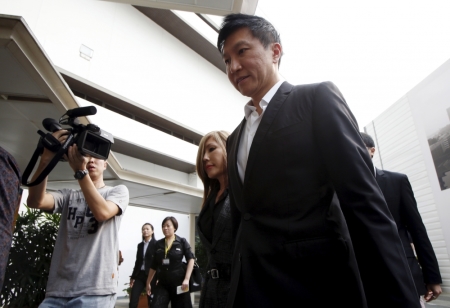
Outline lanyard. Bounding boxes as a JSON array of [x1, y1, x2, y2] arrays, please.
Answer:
[[165, 237, 175, 258]]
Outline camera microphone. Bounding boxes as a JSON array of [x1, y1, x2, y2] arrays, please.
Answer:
[[66, 106, 97, 118], [43, 118, 63, 132]]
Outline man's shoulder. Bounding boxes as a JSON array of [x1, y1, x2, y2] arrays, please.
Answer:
[[287, 81, 343, 106], [109, 184, 128, 190], [103, 184, 129, 194], [379, 168, 407, 179], [290, 81, 337, 93]]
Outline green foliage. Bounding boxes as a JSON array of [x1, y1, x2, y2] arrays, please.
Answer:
[[123, 283, 132, 297], [195, 234, 208, 276], [0, 206, 60, 308], [123, 282, 146, 297]]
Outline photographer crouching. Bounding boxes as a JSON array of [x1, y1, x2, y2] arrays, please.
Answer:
[[27, 128, 129, 307]]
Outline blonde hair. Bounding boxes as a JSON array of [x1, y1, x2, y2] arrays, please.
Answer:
[[196, 131, 230, 208]]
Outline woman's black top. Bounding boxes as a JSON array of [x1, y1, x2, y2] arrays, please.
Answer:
[[150, 234, 194, 287], [198, 189, 228, 243], [196, 189, 233, 308]]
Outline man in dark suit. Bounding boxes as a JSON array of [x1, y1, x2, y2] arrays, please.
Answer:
[[361, 132, 442, 307], [218, 14, 420, 307]]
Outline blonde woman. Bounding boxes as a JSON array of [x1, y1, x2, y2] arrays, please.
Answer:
[[196, 131, 233, 308]]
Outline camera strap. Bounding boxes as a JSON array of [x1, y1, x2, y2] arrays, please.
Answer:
[[21, 132, 70, 187], [38, 130, 63, 152]]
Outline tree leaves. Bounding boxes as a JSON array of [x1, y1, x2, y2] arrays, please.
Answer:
[[0, 206, 60, 307]]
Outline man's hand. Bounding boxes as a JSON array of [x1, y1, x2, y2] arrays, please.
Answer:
[[65, 144, 88, 172], [27, 129, 69, 211], [130, 279, 135, 288], [424, 283, 442, 302], [41, 130, 69, 163], [119, 251, 124, 265]]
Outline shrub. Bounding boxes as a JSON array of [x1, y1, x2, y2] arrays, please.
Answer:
[[0, 206, 60, 307]]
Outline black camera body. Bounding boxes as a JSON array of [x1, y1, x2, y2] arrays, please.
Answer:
[[43, 107, 113, 160], [22, 106, 114, 186]]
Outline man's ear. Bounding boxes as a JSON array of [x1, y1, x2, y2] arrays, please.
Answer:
[[104, 160, 108, 169], [272, 43, 282, 64], [369, 147, 376, 158]]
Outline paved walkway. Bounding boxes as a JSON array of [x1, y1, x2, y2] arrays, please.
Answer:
[[115, 294, 200, 308], [426, 294, 450, 308], [115, 293, 450, 307]]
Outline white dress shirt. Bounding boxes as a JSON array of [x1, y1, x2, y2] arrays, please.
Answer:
[[237, 80, 284, 183], [140, 239, 151, 270]]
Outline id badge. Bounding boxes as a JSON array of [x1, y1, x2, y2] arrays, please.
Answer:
[[162, 258, 170, 265]]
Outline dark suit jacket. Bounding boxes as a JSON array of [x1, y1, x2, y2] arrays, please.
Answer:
[[131, 237, 157, 279], [197, 192, 233, 308], [226, 81, 419, 308], [376, 168, 442, 295]]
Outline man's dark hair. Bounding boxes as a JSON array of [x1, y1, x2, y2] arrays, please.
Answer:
[[360, 132, 375, 148], [217, 13, 282, 65]]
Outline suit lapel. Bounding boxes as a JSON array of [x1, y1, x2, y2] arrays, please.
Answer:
[[229, 119, 246, 206], [211, 194, 231, 249], [197, 202, 213, 251], [138, 242, 143, 254], [244, 82, 294, 184], [375, 168, 387, 196], [144, 240, 153, 257]]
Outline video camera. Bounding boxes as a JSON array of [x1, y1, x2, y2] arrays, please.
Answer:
[[22, 106, 114, 186]]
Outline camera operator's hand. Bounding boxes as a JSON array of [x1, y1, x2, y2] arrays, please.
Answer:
[[66, 144, 88, 172], [28, 129, 69, 212], [40, 130, 69, 164]]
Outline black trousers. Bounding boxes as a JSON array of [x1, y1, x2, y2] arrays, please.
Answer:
[[151, 284, 192, 308], [130, 270, 152, 308]]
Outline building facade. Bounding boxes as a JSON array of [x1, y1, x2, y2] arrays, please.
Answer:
[[365, 58, 450, 292]]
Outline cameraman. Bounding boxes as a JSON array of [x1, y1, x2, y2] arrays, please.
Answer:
[[27, 130, 129, 307]]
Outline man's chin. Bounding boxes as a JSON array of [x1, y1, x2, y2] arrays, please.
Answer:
[[238, 88, 253, 98]]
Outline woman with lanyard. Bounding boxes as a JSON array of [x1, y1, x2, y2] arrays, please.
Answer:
[[195, 131, 233, 308], [129, 223, 157, 308], [146, 216, 195, 308]]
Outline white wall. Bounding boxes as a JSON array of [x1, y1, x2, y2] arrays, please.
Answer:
[[364, 58, 450, 292], [0, 0, 247, 134]]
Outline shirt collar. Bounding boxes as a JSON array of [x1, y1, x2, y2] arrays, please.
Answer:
[[244, 80, 284, 120]]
